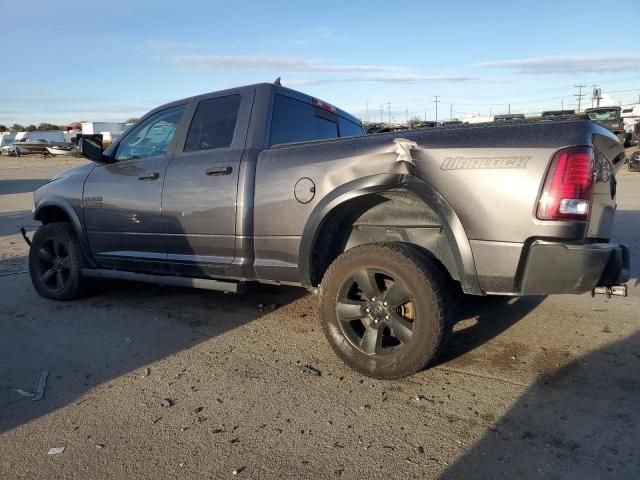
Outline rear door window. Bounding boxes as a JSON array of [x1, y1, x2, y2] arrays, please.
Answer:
[[270, 94, 339, 146], [184, 95, 241, 152]]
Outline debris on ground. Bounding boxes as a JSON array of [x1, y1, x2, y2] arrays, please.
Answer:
[[302, 364, 322, 376], [152, 416, 163, 424], [141, 368, 151, 377], [96, 443, 105, 449], [232, 466, 246, 475], [33, 371, 49, 401], [413, 394, 433, 403], [47, 446, 65, 455], [161, 398, 174, 407]]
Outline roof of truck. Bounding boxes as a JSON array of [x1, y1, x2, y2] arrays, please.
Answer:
[[144, 82, 362, 127]]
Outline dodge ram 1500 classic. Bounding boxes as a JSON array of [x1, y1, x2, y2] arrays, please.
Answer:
[[28, 81, 630, 378]]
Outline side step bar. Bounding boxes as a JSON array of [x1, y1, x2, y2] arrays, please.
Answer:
[[81, 268, 245, 293]]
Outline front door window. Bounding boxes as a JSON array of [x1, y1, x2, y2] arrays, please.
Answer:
[[114, 106, 185, 161]]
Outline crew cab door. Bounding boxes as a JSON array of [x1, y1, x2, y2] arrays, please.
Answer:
[[161, 92, 251, 274], [83, 105, 187, 271]]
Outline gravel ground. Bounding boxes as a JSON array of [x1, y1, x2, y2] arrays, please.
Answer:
[[0, 152, 639, 479]]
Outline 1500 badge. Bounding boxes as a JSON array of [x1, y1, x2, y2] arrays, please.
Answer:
[[441, 156, 531, 170], [83, 196, 103, 208]]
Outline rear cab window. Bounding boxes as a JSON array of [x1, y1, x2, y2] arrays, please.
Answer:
[[269, 93, 363, 146]]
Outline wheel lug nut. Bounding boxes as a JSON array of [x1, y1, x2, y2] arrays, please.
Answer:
[[365, 307, 371, 313], [385, 314, 390, 320], [383, 301, 388, 307], [371, 297, 377, 302]]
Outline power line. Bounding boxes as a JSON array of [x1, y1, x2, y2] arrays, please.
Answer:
[[434, 95, 440, 122]]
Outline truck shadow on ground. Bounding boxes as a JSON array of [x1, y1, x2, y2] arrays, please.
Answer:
[[0, 178, 51, 196], [0, 276, 308, 435], [0, 268, 548, 436], [0, 210, 37, 237], [436, 295, 545, 366], [442, 331, 640, 479]]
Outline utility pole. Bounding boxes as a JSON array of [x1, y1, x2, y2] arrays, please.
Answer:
[[433, 95, 440, 122], [574, 84, 586, 112], [406, 109, 409, 124], [424, 108, 427, 121], [380, 105, 384, 123], [561, 98, 564, 110], [387, 102, 391, 123], [450, 104, 453, 120], [508, 103, 511, 114]]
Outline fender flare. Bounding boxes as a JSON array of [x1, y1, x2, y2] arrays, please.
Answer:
[[34, 197, 97, 268], [298, 173, 482, 295]]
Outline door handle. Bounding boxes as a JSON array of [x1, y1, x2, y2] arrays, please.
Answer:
[[206, 166, 233, 176], [137, 172, 159, 181]]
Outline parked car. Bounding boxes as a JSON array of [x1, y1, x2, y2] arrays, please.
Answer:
[[629, 150, 640, 172], [541, 109, 576, 118], [585, 106, 626, 144], [27, 82, 630, 379]]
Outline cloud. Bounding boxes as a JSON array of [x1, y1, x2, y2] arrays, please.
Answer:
[[285, 74, 479, 86], [171, 54, 479, 84], [172, 54, 405, 74], [476, 54, 640, 74]]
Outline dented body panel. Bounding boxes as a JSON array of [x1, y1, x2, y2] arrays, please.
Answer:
[[32, 83, 629, 296]]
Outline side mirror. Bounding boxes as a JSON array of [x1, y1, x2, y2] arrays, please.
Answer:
[[77, 134, 112, 163]]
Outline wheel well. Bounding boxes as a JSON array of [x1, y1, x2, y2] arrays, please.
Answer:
[[309, 191, 460, 286], [34, 205, 71, 224]]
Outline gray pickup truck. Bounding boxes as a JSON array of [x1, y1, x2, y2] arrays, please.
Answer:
[[28, 82, 630, 378]]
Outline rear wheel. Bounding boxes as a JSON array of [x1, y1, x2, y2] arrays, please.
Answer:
[[29, 222, 85, 300], [320, 243, 452, 379]]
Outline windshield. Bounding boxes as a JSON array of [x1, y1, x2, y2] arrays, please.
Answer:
[[587, 109, 620, 122]]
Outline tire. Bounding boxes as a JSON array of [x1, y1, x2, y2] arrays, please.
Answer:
[[319, 242, 452, 379], [29, 222, 85, 300]]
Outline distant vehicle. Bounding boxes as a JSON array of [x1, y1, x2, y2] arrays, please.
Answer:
[[45, 146, 74, 156], [0, 144, 24, 156], [13, 138, 50, 153], [621, 104, 639, 146], [28, 82, 630, 379], [365, 123, 409, 134], [494, 113, 526, 122], [585, 106, 626, 145], [541, 109, 576, 118], [441, 120, 463, 126], [628, 150, 640, 171]]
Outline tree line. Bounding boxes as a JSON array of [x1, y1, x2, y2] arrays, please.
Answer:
[[0, 123, 67, 132], [0, 118, 139, 132]]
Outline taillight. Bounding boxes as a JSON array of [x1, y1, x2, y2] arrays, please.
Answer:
[[537, 147, 594, 221]]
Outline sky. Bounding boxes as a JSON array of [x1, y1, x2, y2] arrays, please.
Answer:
[[1, 0, 640, 125]]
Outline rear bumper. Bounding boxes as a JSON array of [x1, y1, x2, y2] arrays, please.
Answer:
[[519, 240, 630, 295]]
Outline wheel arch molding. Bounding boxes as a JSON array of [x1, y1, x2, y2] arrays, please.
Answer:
[[298, 174, 482, 295], [34, 197, 97, 268]]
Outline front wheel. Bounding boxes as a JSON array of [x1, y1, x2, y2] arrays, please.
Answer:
[[29, 222, 85, 300], [320, 243, 452, 379]]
